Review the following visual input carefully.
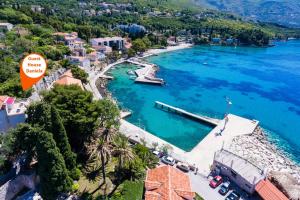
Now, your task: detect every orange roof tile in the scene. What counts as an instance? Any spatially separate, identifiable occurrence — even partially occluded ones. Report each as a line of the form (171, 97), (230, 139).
(145, 165), (195, 200)
(255, 180), (288, 200)
(55, 70), (84, 89)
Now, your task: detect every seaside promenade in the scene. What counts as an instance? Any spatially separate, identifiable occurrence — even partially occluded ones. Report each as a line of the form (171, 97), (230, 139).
(86, 59), (125, 100)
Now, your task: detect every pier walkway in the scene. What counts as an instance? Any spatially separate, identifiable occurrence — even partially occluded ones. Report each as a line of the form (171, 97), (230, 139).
(155, 101), (220, 126)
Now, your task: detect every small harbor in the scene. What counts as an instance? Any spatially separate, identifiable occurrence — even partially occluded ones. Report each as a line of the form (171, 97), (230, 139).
(126, 59), (165, 85)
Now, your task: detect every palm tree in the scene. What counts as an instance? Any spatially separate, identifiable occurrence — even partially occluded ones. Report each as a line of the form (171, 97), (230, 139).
(113, 134), (135, 170)
(86, 126), (118, 181)
(87, 137), (112, 184)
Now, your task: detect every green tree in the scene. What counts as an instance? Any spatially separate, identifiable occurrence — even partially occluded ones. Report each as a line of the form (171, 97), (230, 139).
(26, 102), (77, 170)
(142, 37), (151, 48)
(71, 66), (88, 83)
(132, 38), (147, 52)
(87, 137), (112, 185)
(36, 131), (72, 200)
(123, 157), (145, 181)
(8, 124), (72, 199)
(50, 106), (76, 170)
(133, 144), (159, 169)
(42, 85), (100, 152)
(114, 134), (135, 170)
(127, 48), (136, 58)
(97, 98), (120, 131)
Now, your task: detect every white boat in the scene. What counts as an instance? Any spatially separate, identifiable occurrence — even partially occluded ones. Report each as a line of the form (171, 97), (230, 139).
(129, 75), (136, 80)
(127, 70), (135, 75)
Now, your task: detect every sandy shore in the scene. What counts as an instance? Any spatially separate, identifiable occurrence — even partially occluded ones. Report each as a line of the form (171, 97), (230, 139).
(145, 43), (193, 56)
(227, 127), (300, 182)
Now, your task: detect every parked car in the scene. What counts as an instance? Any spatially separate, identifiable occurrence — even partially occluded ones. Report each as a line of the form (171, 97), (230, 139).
(176, 162), (189, 172)
(218, 181), (230, 195)
(152, 150), (166, 158)
(161, 156), (176, 166)
(225, 191), (240, 200)
(152, 150), (160, 157)
(209, 175), (223, 188)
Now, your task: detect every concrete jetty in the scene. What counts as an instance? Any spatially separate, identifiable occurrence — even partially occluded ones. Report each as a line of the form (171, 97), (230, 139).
(126, 59), (164, 85)
(155, 101), (220, 126)
(120, 110), (132, 118)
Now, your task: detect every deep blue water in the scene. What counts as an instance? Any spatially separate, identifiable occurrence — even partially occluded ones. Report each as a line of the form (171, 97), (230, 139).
(107, 41), (300, 162)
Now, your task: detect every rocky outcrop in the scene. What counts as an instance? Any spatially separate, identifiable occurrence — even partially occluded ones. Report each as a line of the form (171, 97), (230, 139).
(227, 127), (300, 182)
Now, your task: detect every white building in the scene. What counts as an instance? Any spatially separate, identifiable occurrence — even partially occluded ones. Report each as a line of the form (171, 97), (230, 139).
(69, 56), (91, 69)
(90, 37), (125, 50)
(0, 96), (28, 133)
(212, 149), (267, 194)
(0, 23), (13, 31)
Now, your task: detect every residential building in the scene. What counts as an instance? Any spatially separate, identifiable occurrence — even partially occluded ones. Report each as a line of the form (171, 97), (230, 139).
(54, 70), (84, 89)
(167, 36), (178, 46)
(87, 51), (106, 62)
(255, 179), (289, 200)
(53, 32), (87, 57)
(144, 165), (195, 200)
(93, 45), (112, 55)
(0, 23), (13, 31)
(68, 56), (90, 69)
(35, 68), (66, 92)
(69, 39), (86, 57)
(90, 37), (125, 50)
(31, 5), (43, 12)
(212, 149), (267, 194)
(0, 96), (28, 133)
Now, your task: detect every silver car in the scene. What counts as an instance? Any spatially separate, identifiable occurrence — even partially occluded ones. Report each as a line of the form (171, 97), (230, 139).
(161, 156), (176, 166)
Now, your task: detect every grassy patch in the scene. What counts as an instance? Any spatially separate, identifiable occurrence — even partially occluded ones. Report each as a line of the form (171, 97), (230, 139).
(77, 159), (118, 198)
(111, 180), (144, 200)
(195, 193), (205, 200)
(78, 174), (114, 198)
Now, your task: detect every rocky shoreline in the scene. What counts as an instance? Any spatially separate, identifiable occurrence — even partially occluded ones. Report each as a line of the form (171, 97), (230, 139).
(95, 77), (109, 98)
(227, 126), (300, 182)
(227, 127), (300, 198)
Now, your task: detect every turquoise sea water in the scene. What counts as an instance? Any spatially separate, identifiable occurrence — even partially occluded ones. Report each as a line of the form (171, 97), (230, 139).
(107, 41), (300, 162)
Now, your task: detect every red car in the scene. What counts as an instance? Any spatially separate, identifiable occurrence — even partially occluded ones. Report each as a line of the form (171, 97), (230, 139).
(209, 176), (223, 188)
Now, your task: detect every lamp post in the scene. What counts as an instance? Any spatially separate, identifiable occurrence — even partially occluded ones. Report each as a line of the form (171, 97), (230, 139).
(223, 97), (232, 130)
(225, 97), (232, 117)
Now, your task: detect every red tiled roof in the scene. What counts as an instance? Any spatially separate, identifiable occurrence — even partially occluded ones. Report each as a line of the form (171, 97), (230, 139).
(255, 179), (288, 200)
(55, 70), (84, 89)
(145, 165), (195, 200)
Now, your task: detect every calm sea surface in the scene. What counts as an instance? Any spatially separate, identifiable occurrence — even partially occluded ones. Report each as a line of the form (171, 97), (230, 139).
(107, 41), (300, 162)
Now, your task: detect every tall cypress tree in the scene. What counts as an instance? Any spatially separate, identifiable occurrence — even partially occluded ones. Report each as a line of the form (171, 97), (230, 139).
(36, 131), (72, 200)
(11, 125), (72, 199)
(27, 102), (76, 170)
(50, 106), (76, 170)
